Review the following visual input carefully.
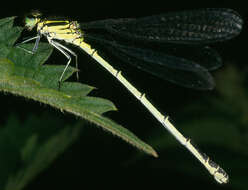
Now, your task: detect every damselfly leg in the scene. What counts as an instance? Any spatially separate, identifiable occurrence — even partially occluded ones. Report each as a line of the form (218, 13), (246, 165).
(16, 35), (79, 88)
(15, 35), (40, 54)
(47, 38), (79, 87)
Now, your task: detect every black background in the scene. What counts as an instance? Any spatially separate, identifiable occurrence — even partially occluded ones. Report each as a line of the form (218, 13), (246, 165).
(0, 1), (247, 189)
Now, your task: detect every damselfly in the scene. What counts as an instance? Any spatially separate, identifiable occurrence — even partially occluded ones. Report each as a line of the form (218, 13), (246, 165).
(17, 8), (243, 183)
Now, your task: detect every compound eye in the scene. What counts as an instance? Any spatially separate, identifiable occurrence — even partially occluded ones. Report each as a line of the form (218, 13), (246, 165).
(24, 10), (42, 30)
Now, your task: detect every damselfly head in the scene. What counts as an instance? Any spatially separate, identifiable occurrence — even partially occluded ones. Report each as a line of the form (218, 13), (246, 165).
(24, 10), (42, 30)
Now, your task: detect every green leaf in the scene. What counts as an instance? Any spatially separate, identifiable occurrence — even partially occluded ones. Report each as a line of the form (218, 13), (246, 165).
(0, 16), (22, 46)
(0, 114), (84, 190)
(0, 15), (157, 178)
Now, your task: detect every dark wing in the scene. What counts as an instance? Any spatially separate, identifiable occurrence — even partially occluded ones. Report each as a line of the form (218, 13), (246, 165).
(84, 35), (216, 90)
(167, 46), (222, 71)
(81, 8), (243, 44)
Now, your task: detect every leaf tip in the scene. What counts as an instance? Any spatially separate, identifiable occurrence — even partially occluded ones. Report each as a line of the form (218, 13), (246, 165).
(153, 151), (159, 158)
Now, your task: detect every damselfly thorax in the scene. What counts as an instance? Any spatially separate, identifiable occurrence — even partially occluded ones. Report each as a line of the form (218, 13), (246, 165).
(37, 20), (82, 43)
